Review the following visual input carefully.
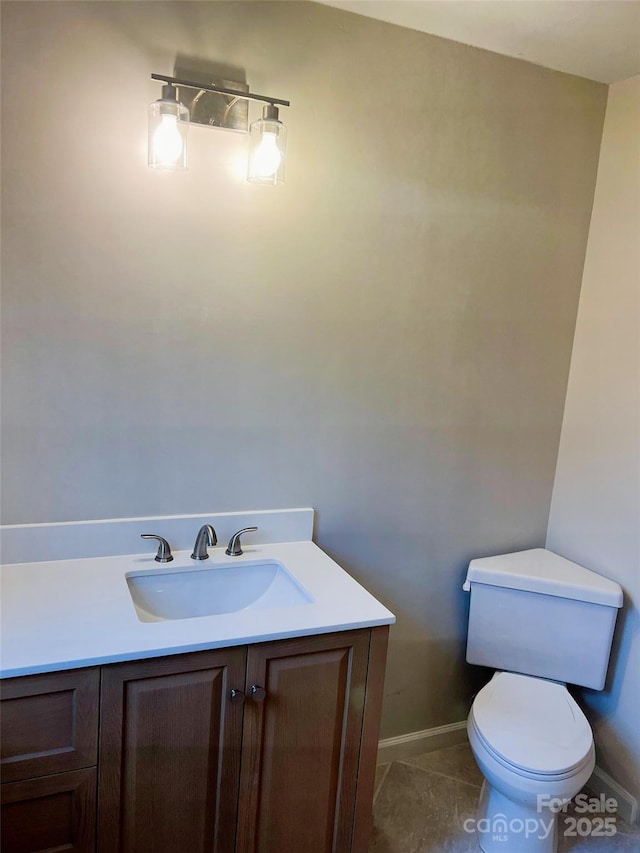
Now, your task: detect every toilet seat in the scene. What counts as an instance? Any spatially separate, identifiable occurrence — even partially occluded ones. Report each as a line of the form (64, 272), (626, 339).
(471, 672), (593, 778)
(469, 712), (594, 783)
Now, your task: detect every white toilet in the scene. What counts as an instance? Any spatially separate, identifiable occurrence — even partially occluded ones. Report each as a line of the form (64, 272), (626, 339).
(463, 548), (623, 853)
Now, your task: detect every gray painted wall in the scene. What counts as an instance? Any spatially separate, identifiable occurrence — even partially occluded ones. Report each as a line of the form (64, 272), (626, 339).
(1, 1), (606, 737)
(547, 76), (640, 801)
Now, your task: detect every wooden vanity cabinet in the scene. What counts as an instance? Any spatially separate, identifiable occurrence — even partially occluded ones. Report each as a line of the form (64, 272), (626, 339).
(1, 626), (388, 853)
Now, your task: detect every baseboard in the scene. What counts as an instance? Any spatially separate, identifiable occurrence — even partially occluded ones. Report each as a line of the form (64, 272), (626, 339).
(588, 765), (638, 826)
(377, 720), (468, 765)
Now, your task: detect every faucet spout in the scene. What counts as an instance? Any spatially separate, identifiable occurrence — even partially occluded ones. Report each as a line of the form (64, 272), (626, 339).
(191, 524), (217, 561)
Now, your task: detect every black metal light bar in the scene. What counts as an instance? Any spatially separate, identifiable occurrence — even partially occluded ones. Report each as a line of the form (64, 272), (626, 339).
(151, 73), (290, 107)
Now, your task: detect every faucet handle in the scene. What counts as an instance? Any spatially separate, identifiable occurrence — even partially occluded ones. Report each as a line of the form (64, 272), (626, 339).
(141, 534), (173, 563)
(225, 527), (258, 557)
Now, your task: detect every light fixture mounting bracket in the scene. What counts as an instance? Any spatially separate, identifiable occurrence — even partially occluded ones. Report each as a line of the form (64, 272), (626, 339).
(151, 73), (290, 106)
(151, 73), (290, 133)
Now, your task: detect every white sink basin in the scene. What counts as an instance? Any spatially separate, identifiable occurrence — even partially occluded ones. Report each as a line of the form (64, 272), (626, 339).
(126, 560), (314, 622)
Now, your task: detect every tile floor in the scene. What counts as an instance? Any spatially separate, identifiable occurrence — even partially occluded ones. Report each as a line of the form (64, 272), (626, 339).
(370, 742), (640, 852)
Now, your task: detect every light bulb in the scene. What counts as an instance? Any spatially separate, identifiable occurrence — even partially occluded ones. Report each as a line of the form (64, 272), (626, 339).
(148, 84), (189, 171)
(247, 105), (287, 185)
(153, 114), (184, 165)
(251, 131), (282, 179)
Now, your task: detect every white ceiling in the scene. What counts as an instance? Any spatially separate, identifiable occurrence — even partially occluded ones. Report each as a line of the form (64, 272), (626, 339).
(317, 1), (640, 83)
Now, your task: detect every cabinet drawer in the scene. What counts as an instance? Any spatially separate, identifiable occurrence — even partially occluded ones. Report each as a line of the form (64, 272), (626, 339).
(1, 767), (96, 853)
(1, 668), (99, 783)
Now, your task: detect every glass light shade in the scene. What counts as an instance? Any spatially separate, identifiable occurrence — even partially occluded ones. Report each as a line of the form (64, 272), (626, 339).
(148, 87), (189, 170)
(247, 106), (287, 185)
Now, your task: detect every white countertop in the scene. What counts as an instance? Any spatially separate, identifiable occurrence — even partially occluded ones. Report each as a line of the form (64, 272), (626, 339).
(0, 540), (395, 677)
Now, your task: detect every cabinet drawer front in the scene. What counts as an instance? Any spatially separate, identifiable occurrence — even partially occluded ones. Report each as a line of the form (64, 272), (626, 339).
(0, 669), (99, 783)
(238, 629), (371, 853)
(98, 647), (246, 853)
(1, 767), (97, 853)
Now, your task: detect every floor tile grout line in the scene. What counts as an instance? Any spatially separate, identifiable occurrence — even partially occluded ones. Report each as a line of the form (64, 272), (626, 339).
(395, 758), (483, 790)
(373, 762), (392, 803)
(614, 826), (640, 838)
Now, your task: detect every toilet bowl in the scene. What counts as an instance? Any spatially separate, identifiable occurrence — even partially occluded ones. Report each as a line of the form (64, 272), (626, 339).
(467, 672), (595, 853)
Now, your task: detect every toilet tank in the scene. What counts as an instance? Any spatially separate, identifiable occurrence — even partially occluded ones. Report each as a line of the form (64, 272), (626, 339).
(463, 548), (623, 690)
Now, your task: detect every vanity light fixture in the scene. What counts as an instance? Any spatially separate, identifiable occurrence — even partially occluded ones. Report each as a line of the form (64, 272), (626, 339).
(148, 73), (290, 183)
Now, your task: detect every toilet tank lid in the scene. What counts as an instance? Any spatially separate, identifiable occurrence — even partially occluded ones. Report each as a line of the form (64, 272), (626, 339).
(463, 548), (623, 607)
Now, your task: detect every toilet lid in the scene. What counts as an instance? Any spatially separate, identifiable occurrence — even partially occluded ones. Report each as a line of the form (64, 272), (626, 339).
(473, 672), (593, 775)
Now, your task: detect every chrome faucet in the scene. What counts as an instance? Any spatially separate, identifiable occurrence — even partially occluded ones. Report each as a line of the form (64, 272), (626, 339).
(191, 524), (217, 561)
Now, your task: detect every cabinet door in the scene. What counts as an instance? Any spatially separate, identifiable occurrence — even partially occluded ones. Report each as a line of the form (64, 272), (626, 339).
(0, 668), (99, 783)
(1, 767), (96, 853)
(98, 648), (246, 853)
(236, 629), (371, 853)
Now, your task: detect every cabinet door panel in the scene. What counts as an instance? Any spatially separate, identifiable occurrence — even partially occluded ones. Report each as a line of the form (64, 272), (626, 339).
(1, 767), (96, 853)
(237, 630), (371, 853)
(98, 648), (246, 853)
(0, 668), (99, 783)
